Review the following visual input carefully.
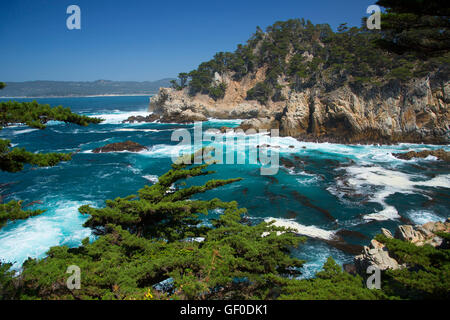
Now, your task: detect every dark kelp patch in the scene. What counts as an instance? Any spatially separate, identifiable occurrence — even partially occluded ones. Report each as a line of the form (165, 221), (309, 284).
(291, 190), (336, 222)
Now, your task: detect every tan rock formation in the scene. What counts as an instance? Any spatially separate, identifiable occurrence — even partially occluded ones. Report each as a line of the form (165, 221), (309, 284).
(149, 72), (449, 144)
(353, 219), (449, 276)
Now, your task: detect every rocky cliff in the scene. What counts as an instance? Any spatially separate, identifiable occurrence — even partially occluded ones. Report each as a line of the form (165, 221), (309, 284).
(150, 73), (449, 144)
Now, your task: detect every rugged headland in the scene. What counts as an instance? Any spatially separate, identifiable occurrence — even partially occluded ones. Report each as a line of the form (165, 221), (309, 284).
(146, 20), (449, 144)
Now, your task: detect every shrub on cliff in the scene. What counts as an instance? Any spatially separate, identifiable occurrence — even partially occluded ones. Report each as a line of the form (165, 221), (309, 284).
(171, 0), (448, 103)
(375, 0), (450, 57)
(375, 234), (450, 299)
(246, 82), (273, 105)
(267, 257), (386, 300)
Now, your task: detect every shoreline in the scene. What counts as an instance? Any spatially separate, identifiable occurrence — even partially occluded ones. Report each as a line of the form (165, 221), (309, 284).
(121, 114), (450, 147)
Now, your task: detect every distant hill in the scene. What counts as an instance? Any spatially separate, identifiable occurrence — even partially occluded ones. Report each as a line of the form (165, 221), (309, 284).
(0, 79), (175, 97)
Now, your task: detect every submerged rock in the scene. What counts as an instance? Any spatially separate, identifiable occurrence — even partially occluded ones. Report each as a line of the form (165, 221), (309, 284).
(122, 114), (160, 123)
(392, 149), (450, 162)
(219, 126), (232, 133)
(290, 190), (336, 222)
(92, 141), (148, 153)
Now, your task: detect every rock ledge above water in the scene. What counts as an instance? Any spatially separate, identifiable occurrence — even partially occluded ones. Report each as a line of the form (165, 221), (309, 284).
(92, 141), (148, 153)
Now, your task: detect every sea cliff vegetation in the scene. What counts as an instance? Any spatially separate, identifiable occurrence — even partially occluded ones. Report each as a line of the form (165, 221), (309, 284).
(170, 0), (449, 105)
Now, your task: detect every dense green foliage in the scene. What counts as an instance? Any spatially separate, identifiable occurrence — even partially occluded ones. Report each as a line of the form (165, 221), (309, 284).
(1, 0), (448, 299)
(376, 0), (450, 57)
(269, 257), (386, 300)
(170, 4), (448, 104)
(246, 82), (273, 105)
(1, 160), (309, 300)
(0, 100), (102, 173)
(0, 138), (73, 173)
(0, 200), (44, 230)
(0, 262), (15, 300)
(375, 234), (450, 299)
(0, 100), (102, 130)
(79, 160), (243, 241)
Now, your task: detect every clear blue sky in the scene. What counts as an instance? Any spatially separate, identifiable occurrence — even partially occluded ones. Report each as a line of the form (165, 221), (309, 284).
(0, 0), (376, 82)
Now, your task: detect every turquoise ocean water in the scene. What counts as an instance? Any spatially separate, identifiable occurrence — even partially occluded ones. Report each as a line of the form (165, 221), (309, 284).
(0, 95), (449, 278)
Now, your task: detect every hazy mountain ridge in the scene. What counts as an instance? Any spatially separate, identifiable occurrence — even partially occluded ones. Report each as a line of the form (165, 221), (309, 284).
(0, 79), (175, 97)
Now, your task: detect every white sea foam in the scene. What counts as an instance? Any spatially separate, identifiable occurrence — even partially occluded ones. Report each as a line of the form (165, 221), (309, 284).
(11, 128), (39, 135)
(0, 200), (93, 269)
(264, 218), (336, 240)
(143, 175), (159, 184)
(296, 176), (320, 186)
(127, 165), (142, 175)
(139, 143), (197, 158)
(91, 111), (152, 125)
(407, 210), (446, 225)
(416, 174), (450, 188)
(363, 205), (400, 221)
(342, 166), (450, 221)
(115, 128), (160, 132)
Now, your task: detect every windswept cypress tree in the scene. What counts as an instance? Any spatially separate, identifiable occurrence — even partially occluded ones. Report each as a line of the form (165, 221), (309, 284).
(79, 154), (243, 241)
(3, 156), (306, 300)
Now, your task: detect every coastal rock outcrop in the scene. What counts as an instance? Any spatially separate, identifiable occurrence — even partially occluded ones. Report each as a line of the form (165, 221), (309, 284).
(92, 141), (148, 153)
(392, 149), (450, 162)
(353, 219), (450, 275)
(122, 114), (160, 123)
(150, 76), (449, 144)
(354, 239), (400, 274)
(237, 117), (279, 132)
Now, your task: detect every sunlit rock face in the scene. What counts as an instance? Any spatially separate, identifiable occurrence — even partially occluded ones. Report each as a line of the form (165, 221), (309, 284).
(150, 72), (449, 144)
